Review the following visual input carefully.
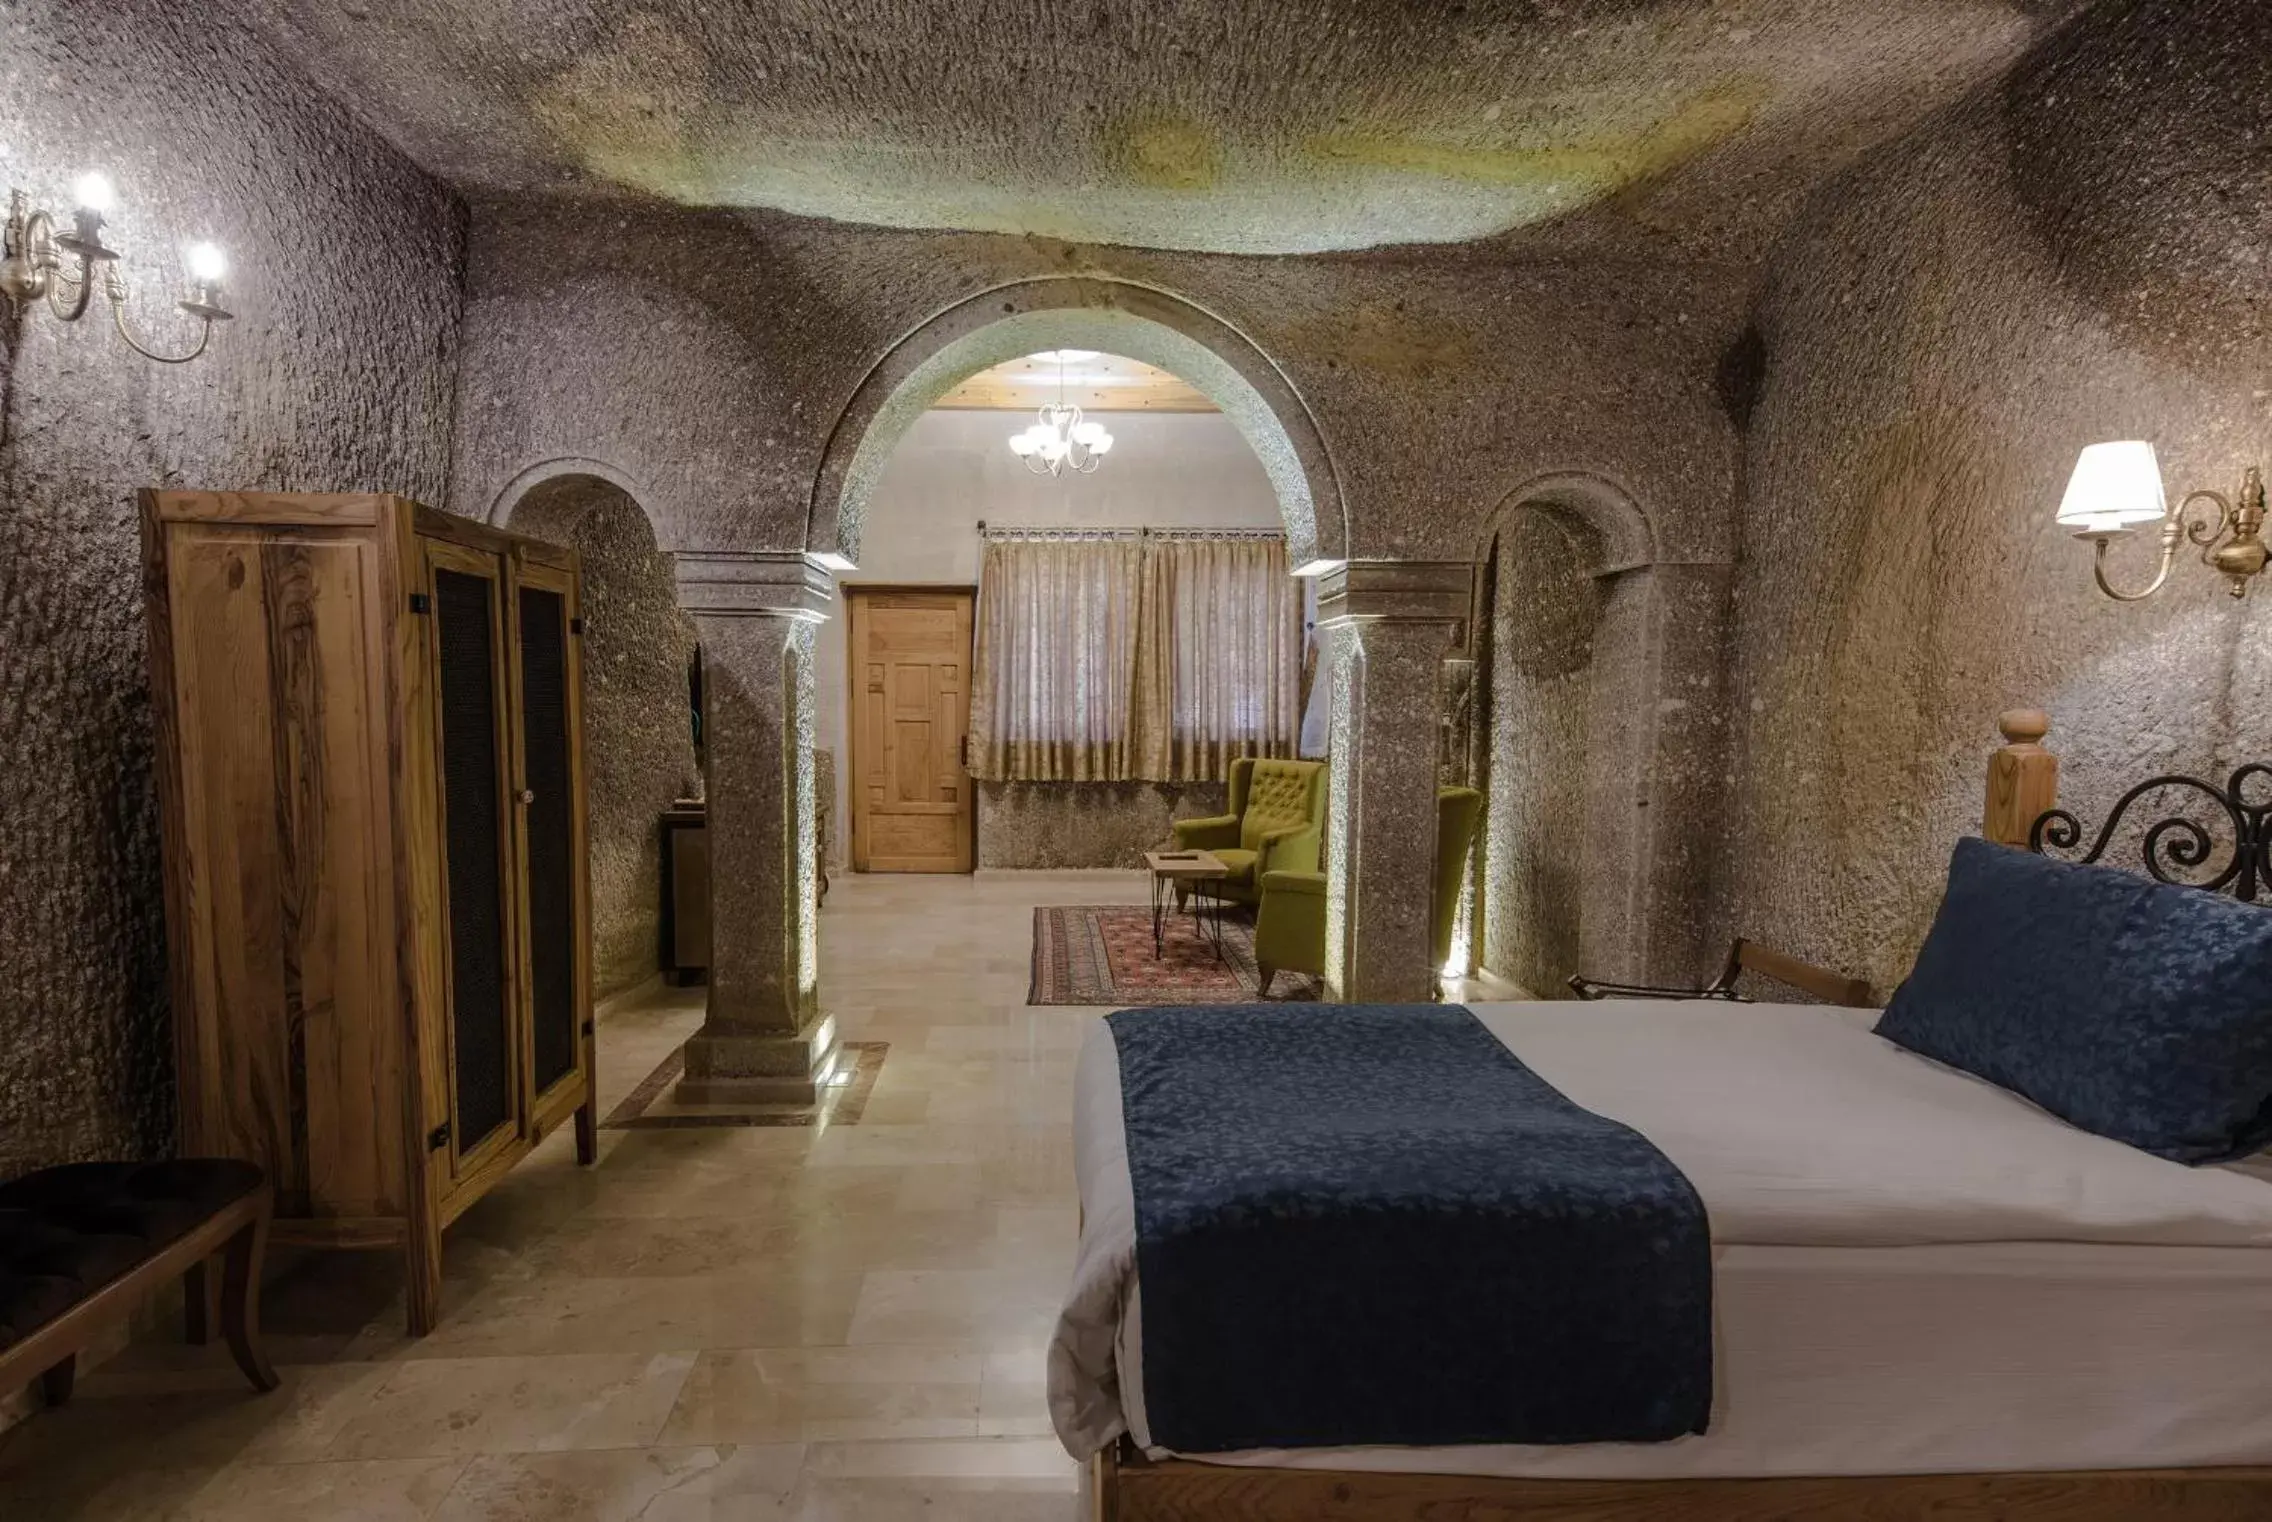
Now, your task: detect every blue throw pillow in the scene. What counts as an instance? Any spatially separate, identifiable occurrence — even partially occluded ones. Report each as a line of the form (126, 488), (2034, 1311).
(1876, 836), (2272, 1165)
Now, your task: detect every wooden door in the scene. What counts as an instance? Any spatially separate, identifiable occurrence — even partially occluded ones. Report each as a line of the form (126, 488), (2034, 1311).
(505, 552), (594, 1141)
(412, 535), (527, 1200)
(848, 587), (975, 873)
(141, 492), (411, 1232)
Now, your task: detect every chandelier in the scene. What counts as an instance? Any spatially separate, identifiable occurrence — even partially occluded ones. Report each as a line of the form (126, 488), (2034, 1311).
(1007, 352), (1114, 476)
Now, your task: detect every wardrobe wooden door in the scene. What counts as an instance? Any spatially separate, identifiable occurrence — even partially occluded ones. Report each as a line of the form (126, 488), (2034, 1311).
(506, 552), (593, 1139)
(848, 586), (975, 873)
(414, 535), (525, 1195)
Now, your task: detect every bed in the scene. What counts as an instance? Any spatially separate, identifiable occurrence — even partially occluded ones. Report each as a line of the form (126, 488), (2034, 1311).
(1050, 713), (2272, 1519)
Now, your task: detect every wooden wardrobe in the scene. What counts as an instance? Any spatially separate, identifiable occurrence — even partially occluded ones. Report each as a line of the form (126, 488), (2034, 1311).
(141, 491), (597, 1333)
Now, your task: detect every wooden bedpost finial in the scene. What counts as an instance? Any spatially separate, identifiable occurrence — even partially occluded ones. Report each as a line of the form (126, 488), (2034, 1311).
(1984, 708), (2058, 847)
(1997, 708), (2050, 746)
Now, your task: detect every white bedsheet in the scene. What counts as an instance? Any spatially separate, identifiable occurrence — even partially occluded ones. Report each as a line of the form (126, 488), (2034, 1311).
(1048, 999), (2272, 1477)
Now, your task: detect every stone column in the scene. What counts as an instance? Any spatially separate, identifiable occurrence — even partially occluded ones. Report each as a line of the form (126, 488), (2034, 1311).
(673, 552), (836, 1104)
(1564, 560), (1733, 988)
(1316, 562), (1473, 1003)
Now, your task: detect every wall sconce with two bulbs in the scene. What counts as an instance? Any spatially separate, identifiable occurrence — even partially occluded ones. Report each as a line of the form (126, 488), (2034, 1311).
(2058, 441), (2266, 601)
(1, 172), (233, 364)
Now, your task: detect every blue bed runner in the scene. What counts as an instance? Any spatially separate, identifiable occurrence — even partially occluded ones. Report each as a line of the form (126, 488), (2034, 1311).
(1107, 1003), (1712, 1453)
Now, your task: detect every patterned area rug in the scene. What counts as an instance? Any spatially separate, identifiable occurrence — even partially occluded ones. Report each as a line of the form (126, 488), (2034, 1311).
(1029, 904), (1322, 1005)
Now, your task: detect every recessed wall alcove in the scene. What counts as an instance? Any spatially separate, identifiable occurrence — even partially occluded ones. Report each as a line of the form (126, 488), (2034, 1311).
(496, 464), (698, 998)
(1468, 471), (1726, 993)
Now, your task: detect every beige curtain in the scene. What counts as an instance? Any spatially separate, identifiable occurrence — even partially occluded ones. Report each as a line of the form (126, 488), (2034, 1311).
(967, 536), (1143, 781)
(1135, 535), (1303, 780)
(970, 532), (1299, 783)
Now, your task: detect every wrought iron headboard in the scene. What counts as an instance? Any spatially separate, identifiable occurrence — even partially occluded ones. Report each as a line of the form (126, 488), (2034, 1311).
(2028, 765), (2272, 902)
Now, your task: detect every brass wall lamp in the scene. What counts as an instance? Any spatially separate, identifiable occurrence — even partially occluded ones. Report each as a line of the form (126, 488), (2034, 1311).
(1, 172), (233, 364)
(2057, 441), (2266, 601)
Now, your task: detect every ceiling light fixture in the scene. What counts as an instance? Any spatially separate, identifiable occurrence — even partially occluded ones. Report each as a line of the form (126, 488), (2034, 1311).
(2057, 441), (2266, 600)
(1007, 351), (1113, 477)
(0, 173), (234, 364)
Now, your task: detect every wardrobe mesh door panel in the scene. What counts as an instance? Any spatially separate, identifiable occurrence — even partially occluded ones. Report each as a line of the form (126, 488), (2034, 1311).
(518, 585), (579, 1097)
(434, 568), (514, 1152)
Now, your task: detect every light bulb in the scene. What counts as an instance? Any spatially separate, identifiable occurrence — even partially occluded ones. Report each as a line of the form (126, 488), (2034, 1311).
(1008, 431), (1039, 457)
(185, 242), (227, 283)
(73, 172), (115, 214)
(1090, 433), (1114, 455)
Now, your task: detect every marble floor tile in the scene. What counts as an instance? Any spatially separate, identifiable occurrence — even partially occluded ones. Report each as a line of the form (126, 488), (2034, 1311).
(0, 1361), (399, 1472)
(978, 1349), (1058, 1438)
(845, 1267), (1070, 1346)
(428, 1444), (803, 1522)
(351, 1274), (861, 1361)
(324, 1353), (698, 1458)
(177, 1457), (471, 1522)
(801, 1434), (1080, 1482)
(659, 1345), (983, 1443)
(1, 872), (1132, 1515)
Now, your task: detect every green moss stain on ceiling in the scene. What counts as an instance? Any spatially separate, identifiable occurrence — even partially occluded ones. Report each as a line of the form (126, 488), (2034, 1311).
(1307, 79), (1769, 193)
(1115, 116), (1225, 193)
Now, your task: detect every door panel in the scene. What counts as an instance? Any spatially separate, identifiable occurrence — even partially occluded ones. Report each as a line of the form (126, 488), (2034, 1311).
(849, 588), (974, 873)
(510, 563), (586, 1110)
(417, 537), (524, 1184)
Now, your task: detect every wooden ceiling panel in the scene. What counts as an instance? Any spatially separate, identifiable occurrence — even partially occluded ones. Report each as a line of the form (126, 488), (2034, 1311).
(934, 352), (1217, 413)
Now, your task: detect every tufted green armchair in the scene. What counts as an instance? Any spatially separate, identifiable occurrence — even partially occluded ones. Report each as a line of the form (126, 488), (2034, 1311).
(1170, 757), (1327, 910)
(1254, 786), (1482, 997)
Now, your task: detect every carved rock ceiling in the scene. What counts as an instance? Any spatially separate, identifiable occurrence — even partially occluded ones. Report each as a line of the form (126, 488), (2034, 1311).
(230, 0), (2081, 255)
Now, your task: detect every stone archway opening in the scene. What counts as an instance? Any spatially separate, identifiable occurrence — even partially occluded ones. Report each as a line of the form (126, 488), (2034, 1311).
(806, 278), (1348, 574)
(501, 469), (700, 1001)
(806, 283), (1347, 883)
(1467, 473), (1676, 994)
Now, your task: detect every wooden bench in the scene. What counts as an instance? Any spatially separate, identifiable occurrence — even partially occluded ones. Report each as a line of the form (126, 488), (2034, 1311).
(0, 1159), (279, 1406)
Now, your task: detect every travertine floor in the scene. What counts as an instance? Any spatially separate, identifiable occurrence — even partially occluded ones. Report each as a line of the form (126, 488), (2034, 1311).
(0, 870), (1153, 1521)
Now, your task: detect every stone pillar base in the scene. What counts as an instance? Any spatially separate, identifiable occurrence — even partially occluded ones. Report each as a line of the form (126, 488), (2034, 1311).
(675, 1021), (839, 1108)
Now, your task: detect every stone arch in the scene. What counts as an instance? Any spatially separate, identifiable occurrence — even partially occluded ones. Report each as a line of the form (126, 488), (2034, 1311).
(807, 277), (1348, 569)
(1472, 470), (1658, 580)
(497, 467), (701, 1001)
(1466, 469), (1712, 991)
(488, 456), (658, 535)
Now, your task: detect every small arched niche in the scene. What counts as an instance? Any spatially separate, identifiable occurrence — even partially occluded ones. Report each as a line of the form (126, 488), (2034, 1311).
(500, 468), (700, 998)
(1469, 473), (1665, 995)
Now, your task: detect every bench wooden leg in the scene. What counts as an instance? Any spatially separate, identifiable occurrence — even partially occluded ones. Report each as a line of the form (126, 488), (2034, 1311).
(219, 1215), (280, 1392)
(39, 1355), (75, 1407)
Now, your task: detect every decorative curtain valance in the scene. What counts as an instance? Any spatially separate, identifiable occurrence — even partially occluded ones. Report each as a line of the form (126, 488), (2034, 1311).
(969, 529), (1300, 784)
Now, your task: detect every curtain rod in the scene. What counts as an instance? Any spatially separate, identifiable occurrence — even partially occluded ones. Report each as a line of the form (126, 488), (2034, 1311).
(975, 522), (1285, 541)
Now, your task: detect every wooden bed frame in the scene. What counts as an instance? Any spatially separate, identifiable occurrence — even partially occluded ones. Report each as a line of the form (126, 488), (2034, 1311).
(1084, 706), (2272, 1520)
(1093, 1441), (2272, 1521)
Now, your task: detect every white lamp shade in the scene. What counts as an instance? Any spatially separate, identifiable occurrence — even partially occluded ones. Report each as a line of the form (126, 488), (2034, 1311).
(1008, 430), (1039, 457)
(1090, 432), (1114, 454)
(2057, 441), (2168, 532)
(184, 241), (228, 283)
(1071, 421), (1105, 446)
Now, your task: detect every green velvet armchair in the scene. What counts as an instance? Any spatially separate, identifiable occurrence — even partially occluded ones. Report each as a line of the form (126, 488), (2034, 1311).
(1254, 785), (1483, 997)
(1170, 757), (1328, 910)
